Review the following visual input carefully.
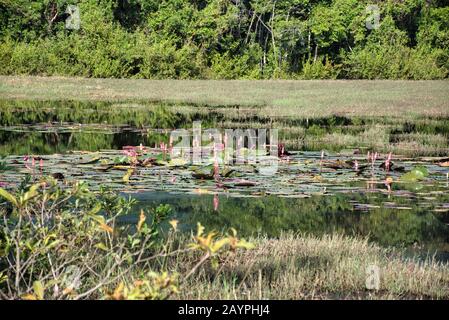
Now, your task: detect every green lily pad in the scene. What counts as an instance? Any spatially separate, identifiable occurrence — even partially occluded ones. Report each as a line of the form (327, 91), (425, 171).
(168, 158), (189, 167)
(400, 166), (429, 182)
(79, 155), (101, 164)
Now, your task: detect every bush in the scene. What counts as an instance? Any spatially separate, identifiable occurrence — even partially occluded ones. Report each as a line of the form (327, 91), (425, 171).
(0, 177), (253, 300)
(0, 39), (57, 76)
(139, 40), (206, 79)
(299, 57), (341, 80)
(342, 44), (448, 80)
(210, 46), (263, 79)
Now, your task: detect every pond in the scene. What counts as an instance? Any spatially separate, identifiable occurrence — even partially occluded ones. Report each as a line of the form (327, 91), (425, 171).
(0, 100), (448, 259)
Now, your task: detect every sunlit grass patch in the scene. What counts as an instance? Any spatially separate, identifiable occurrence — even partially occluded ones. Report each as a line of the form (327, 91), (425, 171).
(179, 234), (449, 300)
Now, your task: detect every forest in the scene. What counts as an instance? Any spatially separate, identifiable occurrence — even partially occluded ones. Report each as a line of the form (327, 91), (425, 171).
(0, 0), (448, 79)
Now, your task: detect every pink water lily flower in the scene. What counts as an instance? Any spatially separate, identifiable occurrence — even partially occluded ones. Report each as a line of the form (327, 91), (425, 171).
(122, 146), (138, 158)
(213, 160), (220, 181)
(23, 155), (35, 171)
(385, 152), (392, 172)
(213, 193), (219, 212)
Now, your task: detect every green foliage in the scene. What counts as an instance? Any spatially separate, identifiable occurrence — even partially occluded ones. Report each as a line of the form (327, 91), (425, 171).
(342, 43), (448, 79)
(0, 176), (253, 299)
(138, 40), (206, 79)
(300, 57), (340, 79)
(400, 165), (429, 182)
(0, 0), (448, 79)
(210, 46), (263, 79)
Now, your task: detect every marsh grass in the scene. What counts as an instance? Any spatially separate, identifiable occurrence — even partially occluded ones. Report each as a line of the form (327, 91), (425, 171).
(215, 119), (448, 156)
(1, 77), (449, 118)
(177, 234), (449, 300)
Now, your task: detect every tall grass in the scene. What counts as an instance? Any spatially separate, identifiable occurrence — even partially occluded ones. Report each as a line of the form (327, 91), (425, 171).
(178, 234), (449, 300)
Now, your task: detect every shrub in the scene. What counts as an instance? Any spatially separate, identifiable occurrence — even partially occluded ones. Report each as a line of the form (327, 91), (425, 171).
(342, 44), (448, 80)
(0, 0), (447, 79)
(0, 177), (253, 300)
(299, 57), (341, 80)
(139, 40), (205, 79)
(210, 46), (263, 80)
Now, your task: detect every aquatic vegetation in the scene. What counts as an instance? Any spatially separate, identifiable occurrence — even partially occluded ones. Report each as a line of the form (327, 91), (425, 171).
(400, 166), (430, 182)
(2, 145), (447, 251)
(2, 147), (447, 202)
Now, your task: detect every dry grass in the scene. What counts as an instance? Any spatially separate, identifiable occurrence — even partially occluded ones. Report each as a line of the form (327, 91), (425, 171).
(177, 234), (449, 300)
(1, 76), (448, 118)
(300, 126), (388, 151)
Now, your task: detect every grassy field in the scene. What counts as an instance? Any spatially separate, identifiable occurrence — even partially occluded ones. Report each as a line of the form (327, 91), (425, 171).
(1, 76), (449, 118)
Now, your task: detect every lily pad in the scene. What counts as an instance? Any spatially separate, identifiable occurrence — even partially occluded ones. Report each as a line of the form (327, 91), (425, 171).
(400, 166), (429, 182)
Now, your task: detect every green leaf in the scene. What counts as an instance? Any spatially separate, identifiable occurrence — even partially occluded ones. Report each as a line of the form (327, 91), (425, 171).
(0, 188), (18, 207)
(33, 281), (44, 300)
(95, 243), (109, 251)
(22, 183), (41, 203)
(400, 166), (429, 182)
(88, 203), (102, 216)
(46, 240), (61, 249)
(122, 168), (134, 183)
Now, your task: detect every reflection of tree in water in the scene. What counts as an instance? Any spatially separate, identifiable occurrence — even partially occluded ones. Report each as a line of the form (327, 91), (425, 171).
(140, 193), (449, 248)
(0, 131), (115, 156)
(69, 133), (114, 151)
(44, 132), (61, 146)
(0, 100), (184, 128)
(112, 131), (142, 149)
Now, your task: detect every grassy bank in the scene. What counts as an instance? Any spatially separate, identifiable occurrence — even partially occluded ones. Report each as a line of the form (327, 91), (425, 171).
(1, 76), (449, 118)
(178, 234), (449, 300)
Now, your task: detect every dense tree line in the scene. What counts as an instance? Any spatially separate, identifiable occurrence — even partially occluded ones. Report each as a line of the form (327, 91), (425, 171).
(0, 0), (448, 79)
